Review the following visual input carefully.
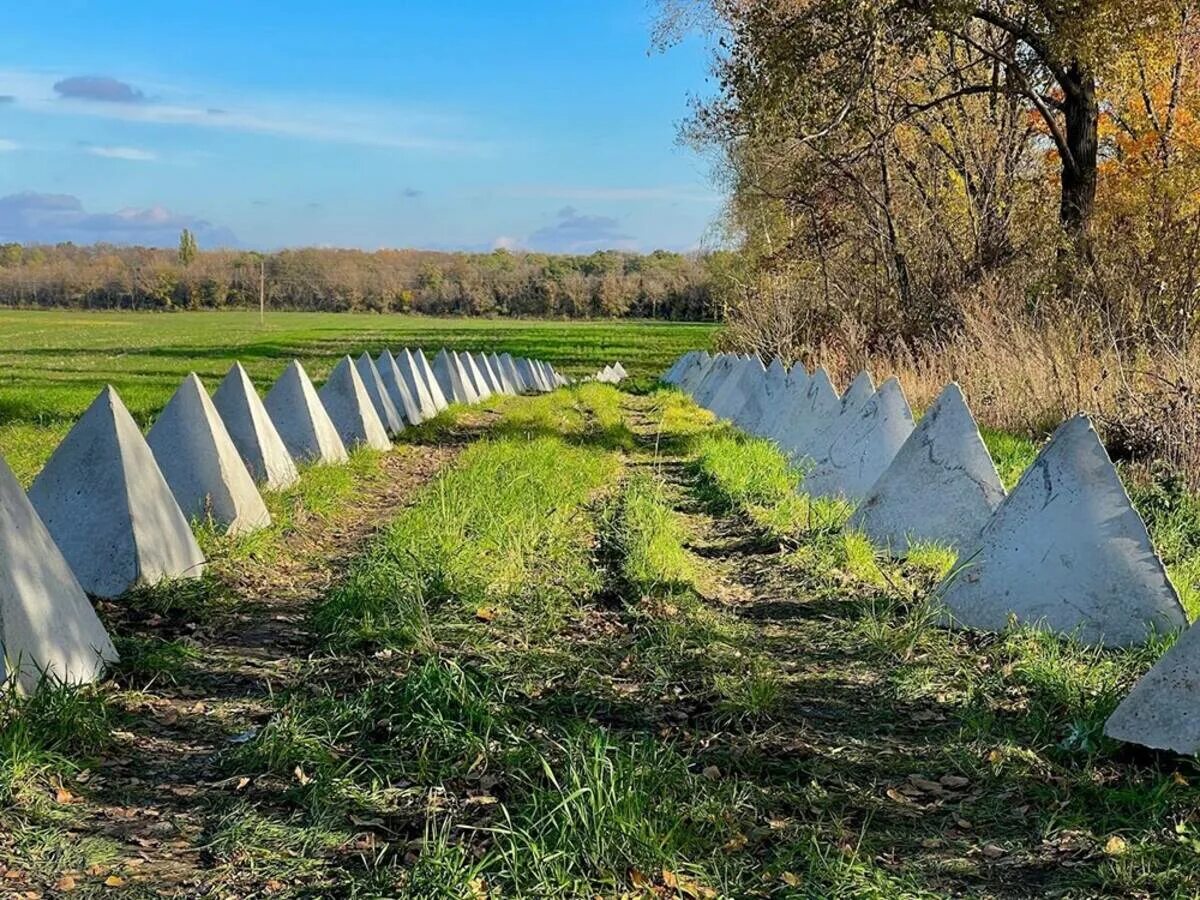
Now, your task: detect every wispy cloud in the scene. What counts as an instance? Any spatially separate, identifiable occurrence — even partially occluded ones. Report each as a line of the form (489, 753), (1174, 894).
(0, 68), (490, 155)
(523, 206), (637, 253)
(0, 139), (18, 152)
(496, 184), (719, 204)
(85, 145), (157, 161)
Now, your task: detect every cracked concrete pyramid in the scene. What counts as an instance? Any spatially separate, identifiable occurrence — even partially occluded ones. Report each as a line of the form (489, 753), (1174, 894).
(793, 370), (877, 462)
(378, 349), (427, 424)
(355, 353), (405, 436)
(849, 383), (1005, 555)
(432, 349), (478, 405)
(0, 452), (118, 693)
(1104, 621), (1200, 753)
(412, 349), (450, 411)
(212, 362), (299, 490)
(775, 368), (841, 459)
(735, 357), (787, 435)
(319, 356), (392, 451)
(264, 361), (350, 465)
(29, 386), (206, 598)
(148, 373), (272, 535)
(462, 352), (493, 399)
(802, 377), (915, 501)
(938, 414), (1187, 647)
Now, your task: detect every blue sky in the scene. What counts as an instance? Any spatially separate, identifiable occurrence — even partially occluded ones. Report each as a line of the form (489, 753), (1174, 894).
(0, 1), (721, 253)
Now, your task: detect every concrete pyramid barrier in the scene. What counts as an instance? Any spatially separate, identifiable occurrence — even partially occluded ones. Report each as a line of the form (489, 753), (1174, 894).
(775, 368), (841, 458)
(264, 361), (350, 465)
(762, 363), (811, 443)
(735, 357), (787, 435)
(462, 352), (493, 400)
(212, 362), (299, 490)
(481, 353), (509, 394)
(0, 452), (118, 693)
(613, 361), (628, 380)
(1104, 622), (1200, 753)
(433, 349), (478, 405)
(319, 356), (392, 451)
(355, 353), (405, 436)
(710, 356), (766, 421)
(378, 349), (427, 425)
(29, 386), (206, 598)
(663, 352), (691, 384)
(412, 349), (450, 412)
(488, 352), (517, 394)
(397, 349), (444, 416)
(801, 377), (915, 501)
(679, 352), (714, 393)
(532, 360), (553, 392)
(515, 358), (543, 393)
(938, 414), (1187, 647)
(792, 369), (875, 462)
(148, 373), (272, 535)
(849, 383), (1005, 555)
(694, 354), (738, 408)
(500, 353), (527, 393)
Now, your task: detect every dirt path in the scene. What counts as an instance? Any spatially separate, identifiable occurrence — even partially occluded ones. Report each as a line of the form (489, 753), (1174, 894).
(47, 420), (491, 895)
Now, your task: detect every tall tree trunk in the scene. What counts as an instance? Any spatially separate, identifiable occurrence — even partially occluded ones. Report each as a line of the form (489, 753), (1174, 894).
(1060, 65), (1099, 242)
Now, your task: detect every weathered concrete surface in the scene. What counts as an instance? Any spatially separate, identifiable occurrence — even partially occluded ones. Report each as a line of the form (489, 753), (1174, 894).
(395, 349), (440, 417)
(714, 357), (766, 421)
(735, 357), (787, 435)
(515, 358), (543, 393)
(355, 353), (405, 436)
(462, 352), (493, 399)
(849, 383), (1005, 555)
(432, 349), (477, 405)
(532, 360), (553, 392)
(319, 356), (392, 451)
(264, 361), (350, 465)
(1104, 621), (1200, 753)
(938, 414), (1187, 647)
(29, 386), (206, 598)
(694, 354), (738, 409)
(148, 373), (272, 535)
(613, 361), (628, 380)
(760, 364), (811, 444)
(679, 352), (714, 393)
(378, 349), (427, 424)
(212, 362), (300, 490)
(412, 349), (450, 411)
(791, 370), (876, 463)
(801, 377), (915, 501)
(0, 452), (118, 693)
(774, 368), (841, 460)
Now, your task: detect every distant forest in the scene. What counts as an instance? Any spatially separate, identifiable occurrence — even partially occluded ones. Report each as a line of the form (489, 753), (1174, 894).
(0, 242), (722, 320)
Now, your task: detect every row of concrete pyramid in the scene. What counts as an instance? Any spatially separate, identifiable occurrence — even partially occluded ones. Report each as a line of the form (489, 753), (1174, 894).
(589, 362), (629, 384)
(665, 350), (1200, 756)
(0, 347), (568, 695)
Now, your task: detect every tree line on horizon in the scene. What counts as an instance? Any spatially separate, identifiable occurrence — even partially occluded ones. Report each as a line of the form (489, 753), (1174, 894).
(0, 241), (721, 320)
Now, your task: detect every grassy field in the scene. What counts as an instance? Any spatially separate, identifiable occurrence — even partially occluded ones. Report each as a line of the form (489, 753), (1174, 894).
(3, 319), (1200, 896)
(0, 309), (715, 481)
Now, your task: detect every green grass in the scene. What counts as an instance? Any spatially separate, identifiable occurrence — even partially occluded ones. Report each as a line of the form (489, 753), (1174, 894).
(0, 309), (712, 482)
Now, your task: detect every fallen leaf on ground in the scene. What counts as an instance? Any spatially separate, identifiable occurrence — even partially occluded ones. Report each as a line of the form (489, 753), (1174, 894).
(701, 765), (721, 780)
(104, 875), (125, 887)
(294, 766), (311, 786)
(1104, 835), (1128, 856)
(54, 875), (76, 892)
(981, 843), (1006, 859)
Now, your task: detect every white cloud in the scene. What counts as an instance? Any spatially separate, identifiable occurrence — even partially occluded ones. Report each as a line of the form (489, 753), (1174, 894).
(0, 68), (491, 155)
(86, 145), (156, 161)
(0, 139), (18, 152)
